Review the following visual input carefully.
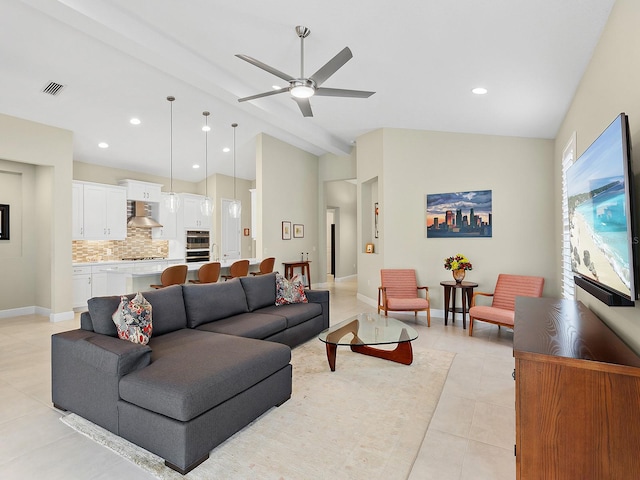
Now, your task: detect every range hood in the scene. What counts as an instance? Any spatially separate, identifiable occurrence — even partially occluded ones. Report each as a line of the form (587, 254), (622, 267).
(127, 201), (163, 229)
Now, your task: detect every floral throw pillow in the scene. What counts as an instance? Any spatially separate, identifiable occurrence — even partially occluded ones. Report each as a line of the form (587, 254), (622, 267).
(112, 292), (153, 345)
(275, 273), (308, 306)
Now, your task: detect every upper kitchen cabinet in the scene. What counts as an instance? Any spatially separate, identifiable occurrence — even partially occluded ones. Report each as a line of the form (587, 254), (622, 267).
(181, 193), (212, 230)
(152, 193), (178, 239)
(118, 179), (162, 202)
(72, 182), (84, 239)
(77, 181), (127, 240)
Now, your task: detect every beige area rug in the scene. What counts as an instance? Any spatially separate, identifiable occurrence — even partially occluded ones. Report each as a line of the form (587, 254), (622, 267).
(61, 340), (455, 480)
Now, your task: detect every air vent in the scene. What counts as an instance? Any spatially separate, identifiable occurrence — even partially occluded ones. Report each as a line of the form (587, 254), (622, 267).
(41, 81), (66, 96)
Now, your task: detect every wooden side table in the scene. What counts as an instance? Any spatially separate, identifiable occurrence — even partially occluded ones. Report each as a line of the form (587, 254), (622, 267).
(282, 260), (311, 288)
(440, 280), (478, 329)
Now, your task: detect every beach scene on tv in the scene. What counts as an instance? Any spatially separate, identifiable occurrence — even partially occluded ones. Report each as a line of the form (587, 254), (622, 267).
(567, 118), (632, 299)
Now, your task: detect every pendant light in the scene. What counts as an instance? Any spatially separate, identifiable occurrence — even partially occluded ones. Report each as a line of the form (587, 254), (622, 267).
(165, 96), (180, 213)
(228, 122), (242, 219)
(200, 111), (214, 216)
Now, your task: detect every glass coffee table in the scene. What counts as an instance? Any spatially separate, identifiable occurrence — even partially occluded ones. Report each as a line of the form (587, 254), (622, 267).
(318, 313), (419, 371)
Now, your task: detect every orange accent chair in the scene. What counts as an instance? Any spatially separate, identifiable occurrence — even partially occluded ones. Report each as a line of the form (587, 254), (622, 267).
(189, 262), (221, 284)
(377, 269), (431, 326)
(221, 259), (250, 281)
(250, 257), (276, 276)
(468, 274), (545, 336)
(150, 264), (188, 289)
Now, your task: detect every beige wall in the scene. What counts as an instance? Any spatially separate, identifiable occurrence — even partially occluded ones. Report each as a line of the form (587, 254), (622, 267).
(318, 150), (357, 281)
(554, 0), (640, 353)
(74, 161), (197, 194)
(357, 130), (385, 299)
(325, 180), (357, 279)
(0, 113), (73, 319)
(357, 127), (556, 313)
(257, 133), (319, 282)
(0, 161), (36, 310)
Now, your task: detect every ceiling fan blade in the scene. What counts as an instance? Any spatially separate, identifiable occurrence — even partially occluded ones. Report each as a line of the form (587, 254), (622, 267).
(238, 88), (288, 103)
(293, 97), (313, 117)
(315, 87), (375, 98)
(235, 54), (293, 82)
(309, 47), (353, 87)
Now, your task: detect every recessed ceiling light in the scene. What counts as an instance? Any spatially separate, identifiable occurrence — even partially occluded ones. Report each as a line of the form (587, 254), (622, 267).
(202, 125), (211, 132)
(130, 118), (141, 125)
(222, 147), (230, 153)
(472, 87), (488, 95)
(272, 85), (283, 90)
(98, 142), (109, 149)
(192, 164), (200, 169)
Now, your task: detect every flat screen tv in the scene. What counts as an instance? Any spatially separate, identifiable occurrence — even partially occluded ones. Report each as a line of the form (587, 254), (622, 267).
(567, 113), (638, 306)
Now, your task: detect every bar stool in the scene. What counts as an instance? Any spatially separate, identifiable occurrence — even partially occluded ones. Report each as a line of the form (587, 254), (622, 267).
(188, 262), (221, 284)
(150, 264), (188, 289)
(250, 257), (275, 276)
(221, 260), (250, 281)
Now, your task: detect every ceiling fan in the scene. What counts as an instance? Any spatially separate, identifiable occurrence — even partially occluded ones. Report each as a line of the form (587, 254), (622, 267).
(236, 26), (375, 117)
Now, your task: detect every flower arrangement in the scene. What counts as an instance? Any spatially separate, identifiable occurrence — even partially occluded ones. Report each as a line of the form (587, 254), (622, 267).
(444, 254), (473, 271)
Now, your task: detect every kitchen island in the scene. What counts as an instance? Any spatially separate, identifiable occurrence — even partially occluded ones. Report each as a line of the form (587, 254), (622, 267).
(73, 258), (260, 309)
(95, 258), (260, 294)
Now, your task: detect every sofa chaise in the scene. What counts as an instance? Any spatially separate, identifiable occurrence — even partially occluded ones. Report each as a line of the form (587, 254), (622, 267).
(51, 273), (329, 474)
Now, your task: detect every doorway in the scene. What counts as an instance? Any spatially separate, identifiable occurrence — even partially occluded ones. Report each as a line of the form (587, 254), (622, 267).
(326, 209), (335, 278)
(221, 198), (241, 261)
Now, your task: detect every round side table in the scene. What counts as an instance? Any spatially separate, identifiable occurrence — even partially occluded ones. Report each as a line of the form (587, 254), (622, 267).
(440, 280), (479, 330)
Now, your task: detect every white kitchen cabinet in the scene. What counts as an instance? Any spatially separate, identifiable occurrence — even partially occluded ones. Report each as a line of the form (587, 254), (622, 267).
(72, 265), (92, 309)
(152, 193), (178, 239)
(181, 194), (212, 230)
(82, 183), (127, 240)
(72, 182), (84, 239)
(118, 179), (162, 202)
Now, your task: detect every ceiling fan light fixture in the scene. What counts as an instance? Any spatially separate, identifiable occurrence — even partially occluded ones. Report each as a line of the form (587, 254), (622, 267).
(290, 79), (315, 99)
(291, 85), (315, 98)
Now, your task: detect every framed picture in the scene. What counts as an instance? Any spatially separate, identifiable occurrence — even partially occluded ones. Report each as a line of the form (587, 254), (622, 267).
(293, 224), (304, 238)
(425, 190), (492, 238)
(365, 242), (374, 253)
(282, 221), (291, 240)
(374, 202), (379, 238)
(0, 204), (9, 240)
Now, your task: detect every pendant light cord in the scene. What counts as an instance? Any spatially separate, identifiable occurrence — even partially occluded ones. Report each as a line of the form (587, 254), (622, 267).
(167, 96), (175, 193)
(203, 111), (209, 198)
(232, 123), (238, 200)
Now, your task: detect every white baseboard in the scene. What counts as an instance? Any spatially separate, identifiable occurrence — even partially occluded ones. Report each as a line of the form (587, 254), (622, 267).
(0, 306), (74, 322)
(334, 274), (357, 283)
(0, 306), (38, 319)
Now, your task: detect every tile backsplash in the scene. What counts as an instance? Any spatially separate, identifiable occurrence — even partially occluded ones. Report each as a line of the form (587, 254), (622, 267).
(73, 226), (169, 263)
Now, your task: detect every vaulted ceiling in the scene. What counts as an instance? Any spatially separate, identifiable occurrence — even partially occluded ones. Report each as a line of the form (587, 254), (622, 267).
(0, 0), (615, 182)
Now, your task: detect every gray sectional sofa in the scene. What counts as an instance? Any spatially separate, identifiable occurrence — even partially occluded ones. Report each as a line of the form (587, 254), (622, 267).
(51, 273), (329, 474)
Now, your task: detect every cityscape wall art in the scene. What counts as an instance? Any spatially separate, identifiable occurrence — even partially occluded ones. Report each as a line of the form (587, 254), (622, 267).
(425, 190), (492, 238)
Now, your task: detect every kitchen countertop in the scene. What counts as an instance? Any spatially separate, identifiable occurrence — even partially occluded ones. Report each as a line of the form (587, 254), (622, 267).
(78, 258), (260, 277)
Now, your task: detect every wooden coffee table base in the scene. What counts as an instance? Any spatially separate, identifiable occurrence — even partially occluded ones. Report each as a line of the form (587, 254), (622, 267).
(325, 339), (413, 372)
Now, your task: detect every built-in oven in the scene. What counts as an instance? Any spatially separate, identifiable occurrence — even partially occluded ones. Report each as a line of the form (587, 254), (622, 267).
(185, 230), (210, 263)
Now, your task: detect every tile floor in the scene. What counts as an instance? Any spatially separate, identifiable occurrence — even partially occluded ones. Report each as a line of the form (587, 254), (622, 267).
(0, 277), (515, 479)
